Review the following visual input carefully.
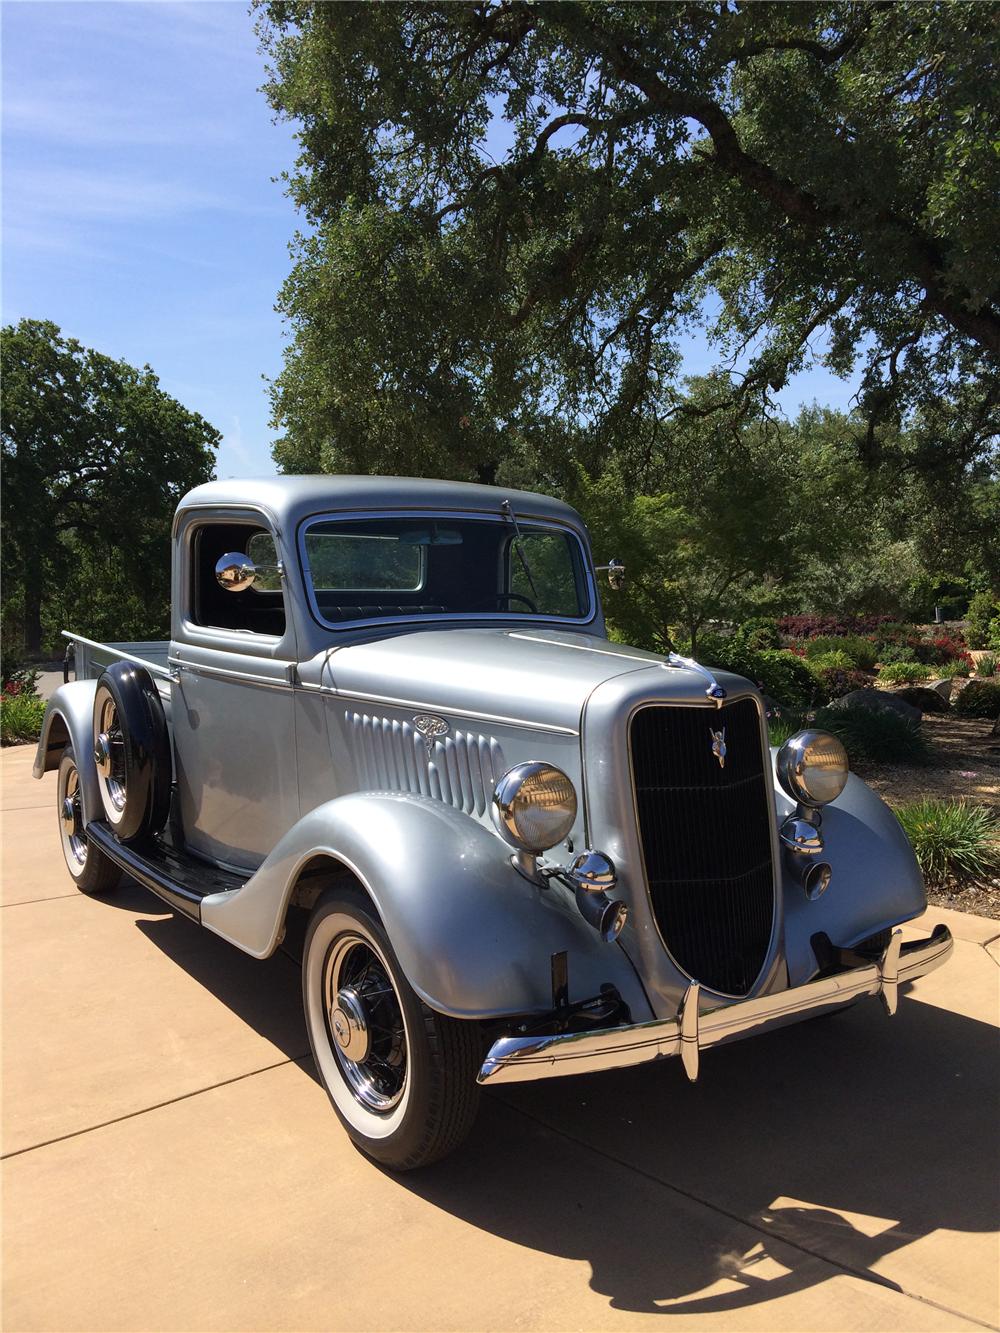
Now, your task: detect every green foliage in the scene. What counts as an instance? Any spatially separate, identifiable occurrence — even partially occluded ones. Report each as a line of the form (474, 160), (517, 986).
(965, 592), (1000, 649)
(876, 662), (934, 685)
(977, 654), (997, 678)
(813, 706), (931, 766)
(734, 617), (782, 652)
(940, 657), (972, 678)
(0, 694), (46, 746)
(808, 649), (854, 671)
(802, 634), (878, 670)
(895, 800), (1000, 884)
(1, 320), (218, 655)
(767, 713), (801, 747)
(258, 2), (1000, 484)
(810, 665), (871, 699)
(954, 680), (1000, 718)
(698, 641), (819, 708)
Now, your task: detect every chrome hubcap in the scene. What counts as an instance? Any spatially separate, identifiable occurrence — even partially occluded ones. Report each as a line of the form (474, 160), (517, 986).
(96, 698), (127, 813)
(324, 934), (407, 1114)
(59, 765), (87, 869)
(330, 986), (369, 1062)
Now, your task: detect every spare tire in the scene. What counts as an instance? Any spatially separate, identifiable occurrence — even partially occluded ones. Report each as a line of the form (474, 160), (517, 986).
(93, 661), (171, 843)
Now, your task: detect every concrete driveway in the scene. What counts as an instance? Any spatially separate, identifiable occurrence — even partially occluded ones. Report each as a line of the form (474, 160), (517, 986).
(3, 741), (998, 1332)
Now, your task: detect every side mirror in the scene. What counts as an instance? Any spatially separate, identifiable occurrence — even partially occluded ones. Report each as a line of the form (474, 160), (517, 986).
(596, 558), (626, 591)
(215, 553), (258, 592)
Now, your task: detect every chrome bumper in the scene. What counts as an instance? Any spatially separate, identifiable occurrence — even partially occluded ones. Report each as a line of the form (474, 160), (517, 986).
(478, 925), (953, 1086)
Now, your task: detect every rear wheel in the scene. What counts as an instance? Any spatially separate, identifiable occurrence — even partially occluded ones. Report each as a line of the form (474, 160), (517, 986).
(302, 889), (482, 1170)
(57, 748), (120, 894)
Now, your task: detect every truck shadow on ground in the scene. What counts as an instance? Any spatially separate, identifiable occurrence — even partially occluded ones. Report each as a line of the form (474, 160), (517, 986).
(127, 883), (997, 1318)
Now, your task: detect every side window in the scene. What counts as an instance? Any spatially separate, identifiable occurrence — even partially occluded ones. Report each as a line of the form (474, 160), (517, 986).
(189, 522), (286, 636)
(509, 532), (586, 617)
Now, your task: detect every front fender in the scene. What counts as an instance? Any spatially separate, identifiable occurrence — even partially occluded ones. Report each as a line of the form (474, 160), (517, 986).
(200, 793), (653, 1022)
(32, 682), (102, 824)
(777, 769), (927, 985)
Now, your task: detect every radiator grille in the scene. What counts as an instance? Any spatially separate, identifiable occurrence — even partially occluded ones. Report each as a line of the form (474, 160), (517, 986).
(630, 698), (775, 996)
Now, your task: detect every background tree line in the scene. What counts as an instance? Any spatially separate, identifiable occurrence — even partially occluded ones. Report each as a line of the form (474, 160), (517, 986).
(1, 320), (218, 660)
(255, 0), (998, 645)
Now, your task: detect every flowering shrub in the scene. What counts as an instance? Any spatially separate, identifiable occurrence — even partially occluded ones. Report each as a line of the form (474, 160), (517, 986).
(778, 614), (895, 639)
(811, 666), (871, 699)
(1, 665), (40, 698)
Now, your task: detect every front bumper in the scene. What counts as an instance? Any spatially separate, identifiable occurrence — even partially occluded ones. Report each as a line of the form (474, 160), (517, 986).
(478, 924), (953, 1086)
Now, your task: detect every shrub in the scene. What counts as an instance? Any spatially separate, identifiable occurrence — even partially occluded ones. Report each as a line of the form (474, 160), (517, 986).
(811, 665), (871, 699)
(965, 592), (1000, 649)
(778, 614), (895, 639)
(733, 617), (782, 651)
(878, 642), (918, 665)
(700, 642), (820, 707)
(919, 633), (969, 667)
(977, 653), (997, 678)
(876, 662), (935, 685)
(1, 663), (41, 697)
(808, 649), (854, 671)
(0, 694), (47, 745)
(813, 705), (931, 766)
(895, 800), (1000, 884)
(767, 713), (802, 747)
(940, 656), (973, 678)
(954, 680), (1000, 719)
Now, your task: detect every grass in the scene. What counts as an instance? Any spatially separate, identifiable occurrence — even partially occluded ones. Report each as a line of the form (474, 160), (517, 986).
(767, 714), (802, 747)
(895, 799), (1000, 885)
(813, 705), (932, 766)
(977, 653), (997, 678)
(876, 661), (935, 685)
(0, 693), (46, 745)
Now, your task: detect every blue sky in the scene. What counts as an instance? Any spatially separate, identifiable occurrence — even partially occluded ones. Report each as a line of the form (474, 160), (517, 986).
(2, 1), (861, 481)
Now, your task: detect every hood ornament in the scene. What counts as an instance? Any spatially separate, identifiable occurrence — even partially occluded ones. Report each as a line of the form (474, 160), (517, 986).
(665, 652), (727, 705)
(710, 726), (727, 769)
(413, 713), (450, 755)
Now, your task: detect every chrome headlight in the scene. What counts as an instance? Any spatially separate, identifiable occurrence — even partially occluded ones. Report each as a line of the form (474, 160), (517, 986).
(776, 730), (849, 807)
(491, 762), (577, 854)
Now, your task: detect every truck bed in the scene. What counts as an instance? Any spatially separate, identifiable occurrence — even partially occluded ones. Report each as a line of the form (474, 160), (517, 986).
(66, 634), (171, 691)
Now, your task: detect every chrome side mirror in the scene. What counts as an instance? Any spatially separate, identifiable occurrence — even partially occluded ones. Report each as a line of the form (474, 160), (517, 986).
(215, 553), (258, 592)
(596, 558), (626, 591)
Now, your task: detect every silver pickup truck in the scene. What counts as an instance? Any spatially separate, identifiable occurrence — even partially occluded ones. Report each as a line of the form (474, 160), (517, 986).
(35, 475), (952, 1169)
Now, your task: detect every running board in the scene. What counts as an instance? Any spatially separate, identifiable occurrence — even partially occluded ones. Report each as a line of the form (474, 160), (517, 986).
(86, 821), (249, 923)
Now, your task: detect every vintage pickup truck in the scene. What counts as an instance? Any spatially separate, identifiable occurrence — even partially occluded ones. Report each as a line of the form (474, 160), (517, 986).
(35, 476), (952, 1168)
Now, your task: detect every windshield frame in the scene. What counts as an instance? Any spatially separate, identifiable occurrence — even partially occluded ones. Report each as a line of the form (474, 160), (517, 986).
(296, 508), (597, 633)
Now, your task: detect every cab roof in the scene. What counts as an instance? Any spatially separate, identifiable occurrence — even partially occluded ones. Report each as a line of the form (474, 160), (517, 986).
(175, 475), (585, 535)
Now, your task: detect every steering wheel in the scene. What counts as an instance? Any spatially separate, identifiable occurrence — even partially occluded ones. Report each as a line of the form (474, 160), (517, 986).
(494, 592), (538, 614)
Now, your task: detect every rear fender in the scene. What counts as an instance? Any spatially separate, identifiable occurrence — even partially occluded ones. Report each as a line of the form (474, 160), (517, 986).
(32, 682), (102, 823)
(200, 792), (653, 1022)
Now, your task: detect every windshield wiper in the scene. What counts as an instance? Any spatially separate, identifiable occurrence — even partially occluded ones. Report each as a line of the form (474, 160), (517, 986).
(500, 499), (539, 604)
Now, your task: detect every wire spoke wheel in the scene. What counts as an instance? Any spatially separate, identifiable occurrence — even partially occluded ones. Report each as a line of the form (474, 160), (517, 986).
(324, 932), (408, 1114)
(58, 757), (88, 871)
(95, 695), (128, 815)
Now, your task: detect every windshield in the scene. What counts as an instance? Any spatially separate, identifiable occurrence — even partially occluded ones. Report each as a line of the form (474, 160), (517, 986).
(300, 513), (592, 628)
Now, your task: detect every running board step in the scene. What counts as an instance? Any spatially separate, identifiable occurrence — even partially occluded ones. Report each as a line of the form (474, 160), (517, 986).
(86, 821), (249, 923)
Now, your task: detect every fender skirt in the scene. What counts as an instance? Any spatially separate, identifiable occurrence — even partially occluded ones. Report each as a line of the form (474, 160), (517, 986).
(200, 793), (653, 1023)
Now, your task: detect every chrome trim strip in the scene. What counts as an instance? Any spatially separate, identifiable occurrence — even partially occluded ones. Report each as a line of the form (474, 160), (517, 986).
(63, 632), (172, 681)
(296, 508), (599, 635)
(168, 658), (293, 691)
(478, 925), (954, 1085)
(298, 683), (581, 735)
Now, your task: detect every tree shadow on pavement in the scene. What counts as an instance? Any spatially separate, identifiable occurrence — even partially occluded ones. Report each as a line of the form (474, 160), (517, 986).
(113, 880), (998, 1319)
(400, 997), (1000, 1318)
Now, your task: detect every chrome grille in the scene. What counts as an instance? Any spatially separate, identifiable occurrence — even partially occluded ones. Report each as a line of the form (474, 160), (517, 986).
(630, 698), (776, 996)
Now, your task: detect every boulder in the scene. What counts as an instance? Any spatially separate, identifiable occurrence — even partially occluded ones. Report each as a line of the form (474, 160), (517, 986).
(928, 677), (955, 702)
(826, 688), (922, 723)
(895, 686), (950, 714)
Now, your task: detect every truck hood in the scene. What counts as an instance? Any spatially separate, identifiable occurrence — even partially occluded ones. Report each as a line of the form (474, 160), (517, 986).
(322, 628), (741, 733)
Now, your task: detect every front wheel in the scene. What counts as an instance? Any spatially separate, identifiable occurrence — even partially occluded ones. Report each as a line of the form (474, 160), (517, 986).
(302, 889), (482, 1170)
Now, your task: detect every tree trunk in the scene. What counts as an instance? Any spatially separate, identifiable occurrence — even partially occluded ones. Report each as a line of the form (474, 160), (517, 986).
(23, 567), (43, 657)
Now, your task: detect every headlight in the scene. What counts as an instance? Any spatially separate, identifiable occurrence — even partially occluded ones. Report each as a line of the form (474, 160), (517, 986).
(776, 730), (849, 807)
(492, 762), (577, 854)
